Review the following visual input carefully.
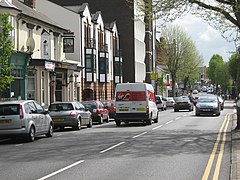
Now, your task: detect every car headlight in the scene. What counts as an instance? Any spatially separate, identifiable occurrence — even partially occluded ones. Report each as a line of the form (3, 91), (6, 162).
(196, 104), (200, 108)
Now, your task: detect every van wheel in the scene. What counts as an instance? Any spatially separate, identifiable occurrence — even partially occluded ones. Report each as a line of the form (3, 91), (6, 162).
(115, 120), (121, 126)
(146, 117), (153, 125)
(154, 113), (158, 123)
(27, 126), (35, 142)
(46, 123), (53, 137)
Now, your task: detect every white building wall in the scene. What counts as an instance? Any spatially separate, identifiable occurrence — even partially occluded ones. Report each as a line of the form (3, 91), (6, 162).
(35, 0), (81, 63)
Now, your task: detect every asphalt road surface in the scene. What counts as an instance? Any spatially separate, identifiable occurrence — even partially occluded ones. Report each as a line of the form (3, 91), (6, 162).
(0, 102), (235, 180)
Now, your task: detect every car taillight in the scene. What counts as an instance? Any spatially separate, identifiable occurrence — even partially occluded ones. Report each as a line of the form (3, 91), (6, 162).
(114, 106), (116, 112)
(19, 104), (24, 119)
(146, 105), (149, 113)
(69, 111), (77, 116)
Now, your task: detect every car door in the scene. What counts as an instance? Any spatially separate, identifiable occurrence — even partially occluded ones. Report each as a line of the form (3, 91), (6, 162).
(78, 102), (90, 125)
(27, 102), (41, 133)
(34, 102), (47, 132)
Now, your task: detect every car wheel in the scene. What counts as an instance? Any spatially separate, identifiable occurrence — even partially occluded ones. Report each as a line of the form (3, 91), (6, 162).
(46, 123), (53, 137)
(161, 107), (164, 111)
(195, 112), (200, 116)
(153, 112), (158, 123)
(99, 116), (103, 124)
(27, 126), (35, 142)
(106, 115), (110, 123)
(87, 117), (93, 128)
(115, 119), (121, 126)
(74, 119), (81, 130)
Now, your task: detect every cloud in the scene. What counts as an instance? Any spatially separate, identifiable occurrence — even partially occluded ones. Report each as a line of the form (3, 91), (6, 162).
(169, 13), (236, 65)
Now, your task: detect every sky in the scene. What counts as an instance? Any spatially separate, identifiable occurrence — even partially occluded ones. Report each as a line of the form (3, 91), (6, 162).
(160, 14), (236, 66)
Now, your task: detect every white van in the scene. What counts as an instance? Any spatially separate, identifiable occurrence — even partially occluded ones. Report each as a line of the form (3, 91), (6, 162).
(114, 83), (158, 126)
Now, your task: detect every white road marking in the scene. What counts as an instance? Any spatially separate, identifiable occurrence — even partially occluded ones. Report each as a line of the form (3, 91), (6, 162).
(132, 132), (147, 138)
(152, 125), (163, 130)
(175, 117), (181, 120)
(37, 160), (85, 180)
(100, 142), (125, 154)
(182, 114), (187, 117)
(57, 134), (62, 137)
(166, 120), (173, 124)
(15, 144), (23, 147)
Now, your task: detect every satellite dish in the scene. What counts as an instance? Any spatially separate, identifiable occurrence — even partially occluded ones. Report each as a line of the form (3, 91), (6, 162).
(26, 37), (35, 52)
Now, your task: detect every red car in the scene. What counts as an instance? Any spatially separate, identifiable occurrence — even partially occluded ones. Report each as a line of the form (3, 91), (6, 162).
(81, 100), (109, 124)
(101, 100), (115, 119)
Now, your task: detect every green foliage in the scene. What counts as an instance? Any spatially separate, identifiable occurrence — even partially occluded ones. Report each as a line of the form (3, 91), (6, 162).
(228, 53), (240, 81)
(207, 54), (224, 84)
(0, 13), (14, 92)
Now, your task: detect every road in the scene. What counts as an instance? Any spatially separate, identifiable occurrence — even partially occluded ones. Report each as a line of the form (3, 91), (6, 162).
(0, 102), (235, 180)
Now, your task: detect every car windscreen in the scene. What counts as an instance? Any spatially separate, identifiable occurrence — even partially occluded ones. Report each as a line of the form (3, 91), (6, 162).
(49, 103), (74, 111)
(198, 97), (217, 103)
(0, 104), (20, 115)
(82, 102), (97, 109)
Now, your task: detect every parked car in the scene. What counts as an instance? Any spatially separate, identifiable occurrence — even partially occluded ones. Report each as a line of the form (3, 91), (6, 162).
(195, 95), (221, 116)
(81, 100), (109, 124)
(173, 96), (194, 112)
(48, 101), (92, 130)
(0, 100), (53, 142)
(155, 95), (167, 111)
(192, 89), (199, 94)
(164, 97), (175, 107)
(217, 96), (224, 110)
(101, 100), (115, 119)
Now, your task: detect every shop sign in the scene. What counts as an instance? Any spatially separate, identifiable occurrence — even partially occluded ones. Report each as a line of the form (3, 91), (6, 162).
(63, 38), (74, 53)
(45, 61), (55, 71)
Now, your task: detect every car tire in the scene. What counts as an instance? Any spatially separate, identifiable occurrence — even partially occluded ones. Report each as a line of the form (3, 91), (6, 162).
(74, 119), (81, 130)
(87, 118), (93, 128)
(115, 119), (121, 126)
(153, 112), (158, 123)
(99, 116), (103, 124)
(46, 123), (53, 137)
(196, 112), (200, 116)
(106, 115), (110, 123)
(27, 126), (35, 142)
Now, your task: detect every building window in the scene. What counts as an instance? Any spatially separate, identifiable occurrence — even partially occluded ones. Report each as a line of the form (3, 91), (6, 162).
(41, 30), (51, 59)
(27, 70), (35, 100)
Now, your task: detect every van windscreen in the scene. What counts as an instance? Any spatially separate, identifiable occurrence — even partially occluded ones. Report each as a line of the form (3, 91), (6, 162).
(116, 91), (146, 101)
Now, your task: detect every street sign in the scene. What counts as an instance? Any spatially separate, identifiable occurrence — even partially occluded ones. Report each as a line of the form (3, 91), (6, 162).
(150, 73), (158, 80)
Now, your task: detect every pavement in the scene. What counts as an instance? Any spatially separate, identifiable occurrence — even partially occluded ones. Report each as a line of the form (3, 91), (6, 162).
(230, 100), (240, 180)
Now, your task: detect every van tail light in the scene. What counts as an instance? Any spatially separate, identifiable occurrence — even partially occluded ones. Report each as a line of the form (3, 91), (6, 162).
(69, 111), (77, 116)
(146, 105), (149, 113)
(19, 104), (24, 120)
(114, 106), (116, 112)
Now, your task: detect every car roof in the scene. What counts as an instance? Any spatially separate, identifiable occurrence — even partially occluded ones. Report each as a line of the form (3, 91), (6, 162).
(0, 100), (35, 105)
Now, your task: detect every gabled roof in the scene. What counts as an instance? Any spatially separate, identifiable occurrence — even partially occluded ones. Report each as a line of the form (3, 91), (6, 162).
(91, 11), (101, 23)
(12, 0), (68, 31)
(64, 3), (88, 16)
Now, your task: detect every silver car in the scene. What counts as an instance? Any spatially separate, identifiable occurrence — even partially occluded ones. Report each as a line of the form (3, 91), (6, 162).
(0, 100), (53, 142)
(48, 101), (92, 130)
(195, 95), (221, 116)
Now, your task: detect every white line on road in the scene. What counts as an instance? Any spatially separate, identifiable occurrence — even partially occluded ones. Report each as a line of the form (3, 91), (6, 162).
(37, 160), (85, 180)
(132, 132), (147, 138)
(15, 144), (23, 147)
(182, 114), (187, 117)
(152, 125), (163, 130)
(166, 120), (173, 124)
(175, 117), (181, 120)
(100, 142), (125, 154)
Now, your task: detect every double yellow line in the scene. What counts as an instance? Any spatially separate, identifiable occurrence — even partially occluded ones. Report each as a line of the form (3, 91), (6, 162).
(202, 114), (231, 180)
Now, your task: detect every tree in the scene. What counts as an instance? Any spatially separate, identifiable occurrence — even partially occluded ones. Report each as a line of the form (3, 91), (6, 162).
(160, 25), (201, 97)
(229, 53), (240, 82)
(0, 13), (14, 96)
(177, 40), (203, 90)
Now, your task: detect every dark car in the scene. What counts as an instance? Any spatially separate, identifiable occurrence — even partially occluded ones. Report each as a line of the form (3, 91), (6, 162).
(48, 101), (92, 130)
(101, 100), (115, 119)
(173, 96), (194, 112)
(195, 95), (221, 116)
(81, 100), (109, 124)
